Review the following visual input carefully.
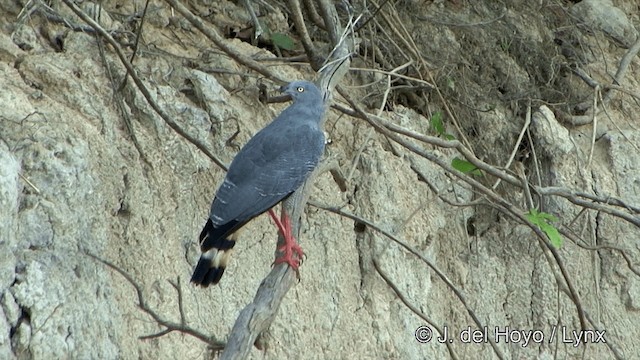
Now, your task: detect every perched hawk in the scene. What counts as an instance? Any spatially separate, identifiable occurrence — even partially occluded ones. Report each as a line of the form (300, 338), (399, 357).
(191, 80), (326, 286)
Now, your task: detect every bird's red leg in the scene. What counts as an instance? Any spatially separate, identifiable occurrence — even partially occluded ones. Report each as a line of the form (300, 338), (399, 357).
(268, 209), (286, 236)
(267, 209), (304, 274)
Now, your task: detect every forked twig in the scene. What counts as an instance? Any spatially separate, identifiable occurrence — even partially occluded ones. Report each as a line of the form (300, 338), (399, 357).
(373, 259), (460, 360)
(312, 201), (506, 360)
(85, 252), (224, 349)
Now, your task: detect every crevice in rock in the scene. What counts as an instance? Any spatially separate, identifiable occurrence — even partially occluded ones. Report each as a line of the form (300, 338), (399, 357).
(9, 303), (31, 353)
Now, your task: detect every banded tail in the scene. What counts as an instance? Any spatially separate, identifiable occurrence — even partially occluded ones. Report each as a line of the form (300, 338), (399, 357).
(191, 218), (240, 286)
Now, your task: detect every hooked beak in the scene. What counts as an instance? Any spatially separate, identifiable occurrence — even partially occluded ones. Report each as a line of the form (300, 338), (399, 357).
(279, 83), (293, 100)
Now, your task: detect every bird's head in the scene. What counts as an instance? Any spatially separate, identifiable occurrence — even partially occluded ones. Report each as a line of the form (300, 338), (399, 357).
(280, 80), (323, 104)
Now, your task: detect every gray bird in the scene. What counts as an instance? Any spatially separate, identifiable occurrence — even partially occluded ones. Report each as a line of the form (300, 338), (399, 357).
(191, 80), (326, 287)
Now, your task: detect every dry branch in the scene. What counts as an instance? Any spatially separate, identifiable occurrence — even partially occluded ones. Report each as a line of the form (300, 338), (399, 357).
(287, 0), (323, 69)
(85, 253), (225, 349)
(219, 4), (352, 359)
(312, 202), (506, 360)
(565, 35), (640, 126)
(335, 85), (590, 334)
(373, 259), (460, 360)
(164, 0), (285, 84)
(61, 0), (228, 171)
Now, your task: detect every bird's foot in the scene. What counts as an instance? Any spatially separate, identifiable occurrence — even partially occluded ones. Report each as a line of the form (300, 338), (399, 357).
(274, 239), (304, 273)
(269, 210), (305, 277)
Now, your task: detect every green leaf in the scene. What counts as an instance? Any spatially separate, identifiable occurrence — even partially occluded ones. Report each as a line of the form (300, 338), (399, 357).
(447, 78), (455, 91)
(451, 157), (482, 175)
(430, 111), (456, 140)
(538, 212), (558, 222)
(525, 208), (540, 220)
(541, 223), (563, 248)
(430, 112), (445, 135)
(271, 33), (295, 50)
(526, 209), (563, 248)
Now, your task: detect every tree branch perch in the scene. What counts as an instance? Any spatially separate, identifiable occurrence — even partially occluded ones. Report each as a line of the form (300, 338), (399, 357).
(220, 5), (352, 359)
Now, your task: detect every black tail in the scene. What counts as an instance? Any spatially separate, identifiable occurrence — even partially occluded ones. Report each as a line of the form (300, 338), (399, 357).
(190, 219), (239, 287)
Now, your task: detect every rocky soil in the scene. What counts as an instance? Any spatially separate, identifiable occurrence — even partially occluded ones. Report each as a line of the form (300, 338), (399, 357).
(1, 0), (639, 359)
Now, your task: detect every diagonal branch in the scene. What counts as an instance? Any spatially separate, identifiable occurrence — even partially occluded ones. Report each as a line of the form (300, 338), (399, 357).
(220, 6), (351, 359)
(60, 0), (228, 171)
(336, 87), (589, 333)
(85, 253), (224, 349)
(312, 202), (506, 360)
(564, 35), (640, 126)
(164, 0), (285, 84)
(373, 259), (460, 360)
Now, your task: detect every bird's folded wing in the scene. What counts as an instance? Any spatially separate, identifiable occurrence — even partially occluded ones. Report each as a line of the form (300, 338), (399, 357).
(211, 122), (325, 224)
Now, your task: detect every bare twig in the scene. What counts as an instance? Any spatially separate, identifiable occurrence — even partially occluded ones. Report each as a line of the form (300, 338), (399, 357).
(586, 86), (599, 170)
(311, 202), (506, 360)
(20, 0), (105, 33)
(61, 0), (228, 171)
(562, 228), (640, 278)
(566, 35), (640, 126)
(609, 36), (640, 91)
(603, 83), (640, 102)
(241, 0), (265, 40)
(353, 0), (392, 32)
(583, 310), (625, 360)
(19, 173), (40, 194)
(127, 0), (150, 66)
(349, 67), (435, 88)
(492, 103), (531, 190)
(316, 0), (340, 44)
(538, 187), (640, 228)
(301, 0), (326, 30)
(85, 253), (224, 349)
(94, 13), (152, 167)
(164, 0), (285, 84)
(373, 259), (460, 360)
(416, 9), (506, 27)
(287, 0), (323, 69)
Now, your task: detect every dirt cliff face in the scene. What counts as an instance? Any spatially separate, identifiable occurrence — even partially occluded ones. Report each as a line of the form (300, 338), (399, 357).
(1, 0), (639, 359)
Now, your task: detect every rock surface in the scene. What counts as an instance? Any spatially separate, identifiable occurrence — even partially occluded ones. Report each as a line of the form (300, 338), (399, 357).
(1, 0), (639, 359)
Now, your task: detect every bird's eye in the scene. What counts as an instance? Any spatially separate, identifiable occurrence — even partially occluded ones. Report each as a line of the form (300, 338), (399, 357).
(296, 86), (304, 93)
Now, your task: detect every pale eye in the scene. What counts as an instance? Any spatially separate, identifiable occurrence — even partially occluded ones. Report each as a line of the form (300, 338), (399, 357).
(296, 86), (304, 93)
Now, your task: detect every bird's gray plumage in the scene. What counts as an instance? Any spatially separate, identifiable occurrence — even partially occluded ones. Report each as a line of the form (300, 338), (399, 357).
(191, 80), (326, 286)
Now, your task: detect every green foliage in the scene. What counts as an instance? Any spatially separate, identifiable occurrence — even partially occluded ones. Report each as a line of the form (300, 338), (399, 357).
(451, 157), (482, 175)
(430, 112), (455, 140)
(430, 112), (481, 175)
(431, 111), (445, 134)
(271, 33), (295, 50)
(446, 78), (455, 91)
(526, 209), (563, 248)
